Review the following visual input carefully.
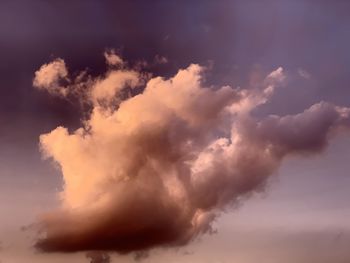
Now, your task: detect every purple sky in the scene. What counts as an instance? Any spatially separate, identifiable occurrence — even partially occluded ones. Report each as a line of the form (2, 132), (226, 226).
(0, 1), (350, 262)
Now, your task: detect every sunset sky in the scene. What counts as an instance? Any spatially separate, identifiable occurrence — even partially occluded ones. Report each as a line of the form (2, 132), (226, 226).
(1, 1), (350, 263)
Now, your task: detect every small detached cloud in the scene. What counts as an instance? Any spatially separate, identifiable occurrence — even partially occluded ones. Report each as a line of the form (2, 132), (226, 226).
(154, 54), (168, 65)
(33, 58), (68, 96)
(298, 68), (311, 79)
(104, 49), (124, 68)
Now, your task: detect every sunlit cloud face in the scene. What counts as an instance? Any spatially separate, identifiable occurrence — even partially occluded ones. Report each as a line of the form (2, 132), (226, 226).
(33, 53), (350, 254)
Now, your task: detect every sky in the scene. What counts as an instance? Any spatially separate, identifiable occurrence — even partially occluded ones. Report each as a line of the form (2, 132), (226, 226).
(0, 1), (350, 262)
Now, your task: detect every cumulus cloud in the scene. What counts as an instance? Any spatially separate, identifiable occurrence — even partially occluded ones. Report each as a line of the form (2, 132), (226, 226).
(33, 53), (140, 107)
(33, 55), (350, 255)
(33, 58), (68, 96)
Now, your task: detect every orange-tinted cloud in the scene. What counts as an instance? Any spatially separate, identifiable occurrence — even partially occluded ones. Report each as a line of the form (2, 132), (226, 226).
(33, 58), (68, 96)
(34, 54), (350, 254)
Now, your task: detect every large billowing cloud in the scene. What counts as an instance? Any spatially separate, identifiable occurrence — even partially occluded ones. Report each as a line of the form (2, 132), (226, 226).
(34, 53), (350, 254)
